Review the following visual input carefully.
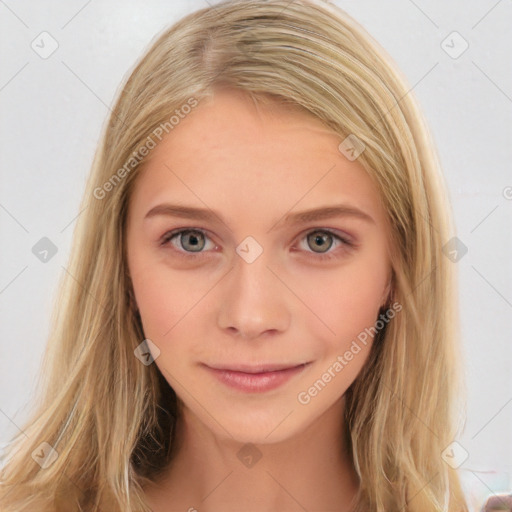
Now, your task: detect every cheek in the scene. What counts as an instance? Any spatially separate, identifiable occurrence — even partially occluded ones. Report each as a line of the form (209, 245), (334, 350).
(133, 276), (190, 343)
(129, 247), (184, 340)
(129, 253), (217, 360)
(294, 262), (387, 408)
(297, 258), (388, 347)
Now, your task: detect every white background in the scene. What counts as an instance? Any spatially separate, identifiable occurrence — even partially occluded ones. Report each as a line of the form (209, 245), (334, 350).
(0, 0), (511, 506)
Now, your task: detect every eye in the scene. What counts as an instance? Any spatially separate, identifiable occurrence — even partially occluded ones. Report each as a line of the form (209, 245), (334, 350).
(160, 227), (354, 261)
(160, 228), (216, 257)
(296, 229), (354, 261)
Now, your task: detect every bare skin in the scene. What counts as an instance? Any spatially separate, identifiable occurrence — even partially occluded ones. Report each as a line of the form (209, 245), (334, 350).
(126, 87), (393, 511)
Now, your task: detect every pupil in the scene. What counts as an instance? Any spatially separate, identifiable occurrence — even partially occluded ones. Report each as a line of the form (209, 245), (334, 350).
(309, 232), (332, 253)
(183, 231), (203, 252)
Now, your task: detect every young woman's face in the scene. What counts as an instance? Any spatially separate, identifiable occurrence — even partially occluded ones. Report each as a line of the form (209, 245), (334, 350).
(126, 88), (392, 444)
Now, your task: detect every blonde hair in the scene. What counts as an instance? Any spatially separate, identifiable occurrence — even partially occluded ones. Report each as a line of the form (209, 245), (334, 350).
(0, 0), (468, 510)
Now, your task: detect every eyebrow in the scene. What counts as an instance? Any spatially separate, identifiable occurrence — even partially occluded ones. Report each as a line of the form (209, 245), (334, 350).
(144, 203), (375, 229)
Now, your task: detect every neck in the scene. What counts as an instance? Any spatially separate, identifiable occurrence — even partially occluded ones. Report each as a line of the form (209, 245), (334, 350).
(144, 397), (359, 512)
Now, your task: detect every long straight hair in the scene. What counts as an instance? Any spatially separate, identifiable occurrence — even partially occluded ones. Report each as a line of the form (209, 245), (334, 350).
(0, 1), (468, 510)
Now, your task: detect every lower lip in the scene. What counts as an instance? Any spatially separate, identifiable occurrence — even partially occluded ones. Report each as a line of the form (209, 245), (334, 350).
(205, 364), (309, 393)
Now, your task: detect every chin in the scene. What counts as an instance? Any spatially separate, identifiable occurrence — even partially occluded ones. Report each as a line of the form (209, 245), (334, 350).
(193, 401), (311, 446)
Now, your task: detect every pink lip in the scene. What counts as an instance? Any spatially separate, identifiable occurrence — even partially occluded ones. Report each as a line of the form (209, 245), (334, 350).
(203, 362), (311, 393)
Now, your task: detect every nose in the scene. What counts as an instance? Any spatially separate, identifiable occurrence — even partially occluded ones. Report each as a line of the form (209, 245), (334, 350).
(216, 248), (291, 340)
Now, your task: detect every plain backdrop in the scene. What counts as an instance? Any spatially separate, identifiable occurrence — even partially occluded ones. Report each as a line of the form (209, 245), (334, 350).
(1, 0), (511, 505)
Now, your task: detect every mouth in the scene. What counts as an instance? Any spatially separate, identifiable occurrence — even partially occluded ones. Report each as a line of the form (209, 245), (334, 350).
(202, 362), (311, 393)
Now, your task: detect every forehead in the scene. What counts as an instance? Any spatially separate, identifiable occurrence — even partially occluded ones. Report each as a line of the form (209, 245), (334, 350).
(128, 88), (386, 227)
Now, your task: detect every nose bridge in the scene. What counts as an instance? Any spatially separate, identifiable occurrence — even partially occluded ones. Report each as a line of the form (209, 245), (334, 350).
(216, 236), (290, 338)
(234, 240), (273, 297)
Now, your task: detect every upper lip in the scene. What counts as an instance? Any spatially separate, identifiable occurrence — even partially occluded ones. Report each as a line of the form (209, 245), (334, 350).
(204, 362), (310, 374)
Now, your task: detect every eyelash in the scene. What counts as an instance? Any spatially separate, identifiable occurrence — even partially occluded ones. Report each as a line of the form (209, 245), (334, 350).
(159, 227), (354, 262)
